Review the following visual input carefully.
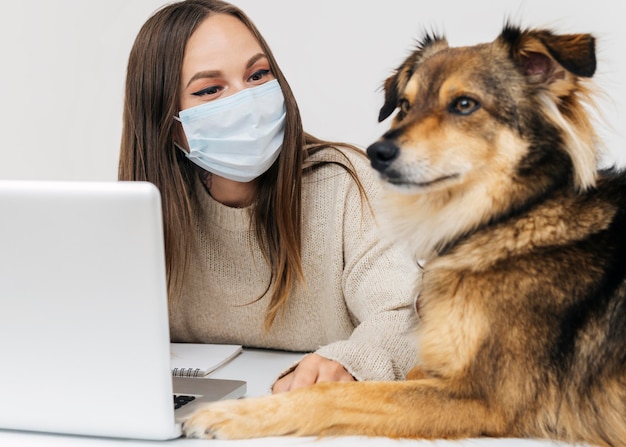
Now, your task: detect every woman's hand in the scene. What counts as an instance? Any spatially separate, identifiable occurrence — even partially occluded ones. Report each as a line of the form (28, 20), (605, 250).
(272, 353), (355, 393)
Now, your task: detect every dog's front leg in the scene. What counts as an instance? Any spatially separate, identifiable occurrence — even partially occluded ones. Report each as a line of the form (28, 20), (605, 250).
(182, 379), (504, 440)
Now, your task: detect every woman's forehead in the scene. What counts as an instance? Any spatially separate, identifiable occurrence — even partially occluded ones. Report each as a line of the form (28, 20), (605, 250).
(182, 14), (263, 75)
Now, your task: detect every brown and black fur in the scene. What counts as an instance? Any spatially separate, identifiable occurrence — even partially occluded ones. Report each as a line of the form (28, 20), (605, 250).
(181, 24), (626, 446)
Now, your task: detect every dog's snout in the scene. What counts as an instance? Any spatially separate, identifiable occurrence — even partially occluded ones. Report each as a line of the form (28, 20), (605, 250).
(366, 140), (399, 172)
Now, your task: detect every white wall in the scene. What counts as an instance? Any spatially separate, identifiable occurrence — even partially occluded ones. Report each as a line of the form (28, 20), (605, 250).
(1, 0), (624, 181)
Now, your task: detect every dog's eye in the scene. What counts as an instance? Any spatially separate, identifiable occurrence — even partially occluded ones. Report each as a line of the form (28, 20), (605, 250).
(398, 98), (411, 115)
(450, 97), (480, 115)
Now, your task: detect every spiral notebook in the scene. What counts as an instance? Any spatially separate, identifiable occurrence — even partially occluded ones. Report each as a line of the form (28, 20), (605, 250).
(171, 343), (243, 377)
(0, 180), (246, 440)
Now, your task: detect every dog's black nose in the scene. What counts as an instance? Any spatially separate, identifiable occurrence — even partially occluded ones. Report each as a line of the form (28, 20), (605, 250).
(366, 140), (399, 172)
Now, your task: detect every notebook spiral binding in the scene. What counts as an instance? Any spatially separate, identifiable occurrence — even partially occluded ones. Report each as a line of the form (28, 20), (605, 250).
(172, 367), (202, 378)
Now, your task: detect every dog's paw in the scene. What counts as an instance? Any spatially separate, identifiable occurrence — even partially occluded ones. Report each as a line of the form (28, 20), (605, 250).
(182, 399), (253, 439)
(182, 395), (286, 440)
(182, 382), (364, 439)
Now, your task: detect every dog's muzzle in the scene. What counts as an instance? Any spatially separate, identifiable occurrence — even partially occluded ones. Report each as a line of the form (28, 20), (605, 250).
(366, 140), (399, 173)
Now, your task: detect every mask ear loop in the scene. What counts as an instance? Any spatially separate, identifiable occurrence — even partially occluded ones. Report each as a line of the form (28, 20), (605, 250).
(173, 115), (190, 154)
(172, 121), (211, 184)
(174, 142), (189, 154)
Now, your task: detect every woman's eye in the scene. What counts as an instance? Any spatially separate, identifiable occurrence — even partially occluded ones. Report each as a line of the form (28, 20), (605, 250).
(450, 96), (480, 115)
(248, 69), (271, 82)
(191, 85), (222, 97)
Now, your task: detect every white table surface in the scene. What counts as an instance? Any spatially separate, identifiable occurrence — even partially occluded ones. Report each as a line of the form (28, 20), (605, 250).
(0, 348), (585, 446)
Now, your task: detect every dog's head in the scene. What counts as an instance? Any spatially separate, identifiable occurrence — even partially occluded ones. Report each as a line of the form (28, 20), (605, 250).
(366, 24), (600, 257)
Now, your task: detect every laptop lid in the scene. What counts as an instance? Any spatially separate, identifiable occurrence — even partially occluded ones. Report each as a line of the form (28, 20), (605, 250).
(0, 180), (245, 440)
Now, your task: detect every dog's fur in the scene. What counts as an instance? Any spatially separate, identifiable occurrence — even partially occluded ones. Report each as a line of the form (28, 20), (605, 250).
(181, 25), (626, 446)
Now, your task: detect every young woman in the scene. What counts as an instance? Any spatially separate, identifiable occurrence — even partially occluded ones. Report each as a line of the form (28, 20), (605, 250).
(119, 0), (421, 393)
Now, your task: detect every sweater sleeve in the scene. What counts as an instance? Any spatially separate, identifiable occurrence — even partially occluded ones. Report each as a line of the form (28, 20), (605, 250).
(314, 149), (422, 381)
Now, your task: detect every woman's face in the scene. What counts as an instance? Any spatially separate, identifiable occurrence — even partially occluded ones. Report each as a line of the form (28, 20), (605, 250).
(179, 13), (275, 111)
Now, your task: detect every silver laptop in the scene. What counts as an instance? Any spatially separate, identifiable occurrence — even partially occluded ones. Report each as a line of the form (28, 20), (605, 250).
(0, 180), (246, 440)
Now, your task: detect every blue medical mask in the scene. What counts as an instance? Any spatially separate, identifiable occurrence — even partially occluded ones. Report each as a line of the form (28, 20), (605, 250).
(175, 79), (286, 183)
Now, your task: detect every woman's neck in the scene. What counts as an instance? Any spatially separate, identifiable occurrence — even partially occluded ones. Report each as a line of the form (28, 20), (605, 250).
(203, 172), (257, 208)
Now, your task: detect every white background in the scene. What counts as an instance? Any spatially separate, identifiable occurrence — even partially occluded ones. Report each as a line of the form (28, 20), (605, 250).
(1, 0), (624, 181)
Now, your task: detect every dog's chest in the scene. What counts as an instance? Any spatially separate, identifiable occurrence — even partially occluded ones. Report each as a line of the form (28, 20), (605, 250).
(417, 264), (492, 376)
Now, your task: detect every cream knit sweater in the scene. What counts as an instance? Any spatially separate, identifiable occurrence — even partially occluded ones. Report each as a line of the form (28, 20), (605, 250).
(168, 147), (422, 381)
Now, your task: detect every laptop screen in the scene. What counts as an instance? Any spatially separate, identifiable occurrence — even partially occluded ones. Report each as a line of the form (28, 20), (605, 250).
(0, 180), (182, 439)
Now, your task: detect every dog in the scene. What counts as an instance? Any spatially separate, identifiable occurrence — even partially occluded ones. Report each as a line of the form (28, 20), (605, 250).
(181, 24), (626, 446)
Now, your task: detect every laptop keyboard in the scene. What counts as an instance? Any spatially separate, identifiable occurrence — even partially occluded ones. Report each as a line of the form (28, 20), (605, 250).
(174, 394), (196, 410)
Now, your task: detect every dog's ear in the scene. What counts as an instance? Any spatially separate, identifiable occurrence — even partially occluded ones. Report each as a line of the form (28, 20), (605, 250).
(378, 33), (448, 122)
(499, 24), (598, 191)
(499, 24), (596, 85)
(378, 74), (402, 123)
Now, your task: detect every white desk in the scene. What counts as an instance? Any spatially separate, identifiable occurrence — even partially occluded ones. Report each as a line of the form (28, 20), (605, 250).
(0, 348), (585, 447)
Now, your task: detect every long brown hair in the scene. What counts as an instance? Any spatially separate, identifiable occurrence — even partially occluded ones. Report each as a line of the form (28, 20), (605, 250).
(119, 0), (366, 328)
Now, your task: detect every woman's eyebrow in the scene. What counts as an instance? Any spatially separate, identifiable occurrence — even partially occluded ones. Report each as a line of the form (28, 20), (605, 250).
(185, 53), (268, 88)
(246, 53), (267, 68)
(186, 69), (221, 88)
